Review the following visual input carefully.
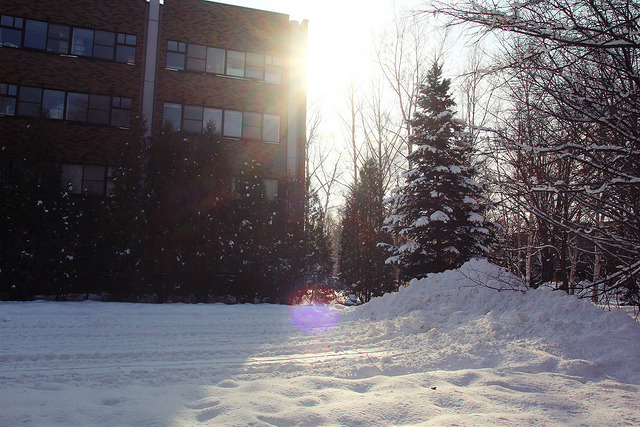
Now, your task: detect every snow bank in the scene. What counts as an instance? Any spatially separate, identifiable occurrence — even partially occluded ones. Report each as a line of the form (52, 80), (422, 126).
(346, 258), (640, 383)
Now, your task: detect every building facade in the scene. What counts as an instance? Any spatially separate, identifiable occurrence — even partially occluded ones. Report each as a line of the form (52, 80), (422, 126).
(0, 0), (307, 200)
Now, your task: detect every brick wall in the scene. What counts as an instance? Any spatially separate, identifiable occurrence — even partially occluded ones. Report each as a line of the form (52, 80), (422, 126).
(0, 0), (147, 165)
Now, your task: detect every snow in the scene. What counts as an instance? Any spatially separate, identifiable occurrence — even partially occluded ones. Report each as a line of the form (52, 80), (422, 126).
(1, 259), (639, 426)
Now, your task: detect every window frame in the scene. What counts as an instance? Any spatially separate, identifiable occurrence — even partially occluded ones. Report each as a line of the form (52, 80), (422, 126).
(17, 86), (43, 117)
(47, 23), (70, 54)
(166, 40), (186, 70)
(262, 114), (281, 143)
(23, 19), (48, 50)
(110, 96), (132, 128)
(61, 163), (108, 197)
(186, 43), (207, 72)
(70, 27), (94, 57)
(0, 83), (17, 116)
(0, 15), (23, 48)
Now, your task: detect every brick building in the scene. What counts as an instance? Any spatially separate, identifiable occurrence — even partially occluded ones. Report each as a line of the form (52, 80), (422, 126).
(0, 0), (307, 200)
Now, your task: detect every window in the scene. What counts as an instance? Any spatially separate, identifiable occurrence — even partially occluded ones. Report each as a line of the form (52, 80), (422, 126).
(17, 87), (42, 117)
(223, 110), (242, 137)
(110, 97), (131, 128)
(115, 33), (136, 64)
(163, 103), (182, 131)
(203, 107), (222, 133)
(47, 24), (70, 54)
(88, 94), (110, 125)
(65, 92), (89, 121)
(0, 15), (23, 48)
(93, 30), (115, 60)
(82, 165), (107, 195)
(166, 40), (185, 70)
(206, 47), (225, 74)
(183, 105), (203, 133)
(186, 44), (206, 72)
(71, 28), (93, 56)
(61, 163), (108, 196)
(0, 83), (17, 116)
(42, 89), (65, 119)
(265, 179), (278, 201)
(263, 114), (280, 142)
(265, 55), (282, 84)
(226, 50), (245, 77)
(24, 19), (47, 50)
(242, 112), (262, 140)
(245, 53), (264, 80)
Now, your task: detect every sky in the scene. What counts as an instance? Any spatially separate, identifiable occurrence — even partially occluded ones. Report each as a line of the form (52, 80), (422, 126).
(216, 0), (421, 103)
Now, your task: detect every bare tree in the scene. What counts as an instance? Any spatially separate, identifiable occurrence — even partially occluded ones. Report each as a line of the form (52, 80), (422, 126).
(430, 0), (640, 299)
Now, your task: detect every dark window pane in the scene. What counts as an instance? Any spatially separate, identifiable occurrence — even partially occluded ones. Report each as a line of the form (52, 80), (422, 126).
(167, 40), (178, 51)
(166, 52), (185, 70)
(206, 47), (225, 74)
(0, 16), (13, 27)
(203, 108), (222, 133)
(48, 24), (69, 40)
(42, 89), (65, 119)
(89, 94), (110, 110)
(17, 101), (40, 117)
(263, 114), (280, 142)
(245, 53), (264, 80)
(120, 97), (132, 109)
(163, 103), (181, 131)
(88, 94), (110, 125)
(125, 34), (136, 45)
(93, 44), (114, 60)
(19, 86), (42, 103)
(183, 105), (203, 121)
(183, 119), (203, 133)
(61, 164), (83, 193)
(94, 30), (115, 46)
(188, 44), (206, 59)
(0, 97), (16, 116)
(47, 24), (70, 54)
(93, 30), (115, 60)
(83, 165), (105, 181)
(24, 20), (47, 50)
(115, 45), (135, 64)
(0, 28), (22, 48)
(226, 51), (245, 77)
(186, 57), (205, 72)
(224, 110), (242, 138)
(243, 112), (261, 140)
(186, 44), (206, 71)
(66, 92), (89, 121)
(71, 28), (93, 56)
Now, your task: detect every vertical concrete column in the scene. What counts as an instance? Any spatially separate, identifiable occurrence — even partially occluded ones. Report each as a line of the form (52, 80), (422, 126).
(142, 0), (161, 137)
(287, 20), (308, 180)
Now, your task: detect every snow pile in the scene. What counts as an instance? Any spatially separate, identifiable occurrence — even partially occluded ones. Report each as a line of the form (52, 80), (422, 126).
(347, 258), (640, 383)
(1, 259), (639, 426)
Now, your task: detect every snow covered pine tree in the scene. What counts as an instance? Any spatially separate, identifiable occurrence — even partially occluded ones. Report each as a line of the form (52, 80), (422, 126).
(383, 62), (497, 280)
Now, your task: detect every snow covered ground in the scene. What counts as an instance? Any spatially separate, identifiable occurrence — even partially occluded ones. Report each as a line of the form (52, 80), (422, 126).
(1, 259), (639, 426)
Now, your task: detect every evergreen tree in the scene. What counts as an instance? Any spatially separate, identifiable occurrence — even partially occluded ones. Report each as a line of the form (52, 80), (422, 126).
(144, 124), (231, 301)
(384, 62), (497, 279)
(303, 190), (333, 285)
(340, 158), (394, 303)
(0, 122), (77, 299)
